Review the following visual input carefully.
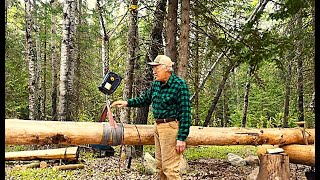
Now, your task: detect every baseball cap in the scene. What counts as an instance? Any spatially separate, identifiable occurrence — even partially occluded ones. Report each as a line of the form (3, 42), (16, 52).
(147, 55), (175, 67)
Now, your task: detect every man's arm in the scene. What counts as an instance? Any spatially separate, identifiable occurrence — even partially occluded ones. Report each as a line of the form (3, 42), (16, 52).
(176, 82), (191, 141)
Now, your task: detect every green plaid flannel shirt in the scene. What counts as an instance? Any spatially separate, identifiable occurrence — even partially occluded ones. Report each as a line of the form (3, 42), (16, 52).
(127, 73), (191, 141)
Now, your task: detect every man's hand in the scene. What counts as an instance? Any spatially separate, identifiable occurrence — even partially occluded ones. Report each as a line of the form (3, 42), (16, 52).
(111, 100), (128, 108)
(176, 140), (186, 154)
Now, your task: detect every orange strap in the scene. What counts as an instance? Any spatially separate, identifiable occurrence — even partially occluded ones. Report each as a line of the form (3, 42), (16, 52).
(100, 102), (117, 128)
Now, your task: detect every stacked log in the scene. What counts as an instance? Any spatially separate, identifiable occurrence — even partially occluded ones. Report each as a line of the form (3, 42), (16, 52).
(257, 144), (315, 166)
(5, 147), (79, 161)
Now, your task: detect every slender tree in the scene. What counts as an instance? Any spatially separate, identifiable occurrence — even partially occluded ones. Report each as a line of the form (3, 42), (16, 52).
(296, 10), (304, 122)
(121, 0), (139, 123)
(241, 65), (254, 127)
(33, 0), (43, 120)
(25, 0), (36, 120)
(50, 0), (58, 121)
(58, 0), (76, 121)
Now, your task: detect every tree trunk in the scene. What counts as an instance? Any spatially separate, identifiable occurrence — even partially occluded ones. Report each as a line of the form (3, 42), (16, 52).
(283, 59), (292, 128)
(241, 65), (254, 127)
(223, 82), (229, 127)
(203, 64), (234, 126)
(257, 153), (290, 180)
(121, 0), (139, 123)
(296, 10), (304, 122)
(6, 119), (315, 146)
(73, 0), (84, 121)
(193, 15), (200, 126)
(25, 0), (36, 120)
(257, 144), (315, 166)
(58, 0), (76, 121)
(53, 164), (84, 170)
(5, 147), (79, 161)
(43, 9), (47, 120)
(177, 0), (190, 79)
(50, 0), (58, 121)
(33, 0), (43, 120)
(165, 0), (178, 66)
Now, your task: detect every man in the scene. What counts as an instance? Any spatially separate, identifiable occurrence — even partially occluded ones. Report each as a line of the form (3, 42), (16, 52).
(111, 55), (191, 180)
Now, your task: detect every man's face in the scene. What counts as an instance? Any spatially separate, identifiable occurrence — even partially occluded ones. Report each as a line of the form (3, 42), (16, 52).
(152, 64), (167, 81)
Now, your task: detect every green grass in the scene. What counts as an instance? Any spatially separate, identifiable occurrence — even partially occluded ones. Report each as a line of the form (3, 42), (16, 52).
(185, 145), (258, 160)
(141, 145), (257, 160)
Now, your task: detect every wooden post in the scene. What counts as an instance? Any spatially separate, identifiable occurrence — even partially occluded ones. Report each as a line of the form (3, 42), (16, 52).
(257, 153), (290, 180)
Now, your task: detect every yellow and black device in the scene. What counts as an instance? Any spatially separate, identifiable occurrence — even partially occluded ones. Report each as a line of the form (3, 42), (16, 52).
(98, 72), (122, 95)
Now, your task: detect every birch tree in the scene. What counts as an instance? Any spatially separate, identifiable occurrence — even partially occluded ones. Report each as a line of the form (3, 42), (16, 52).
(25, 0), (36, 120)
(58, 0), (76, 121)
(33, 0), (43, 120)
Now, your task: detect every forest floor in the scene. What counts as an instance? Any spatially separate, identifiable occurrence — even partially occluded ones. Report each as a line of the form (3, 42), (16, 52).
(5, 146), (314, 180)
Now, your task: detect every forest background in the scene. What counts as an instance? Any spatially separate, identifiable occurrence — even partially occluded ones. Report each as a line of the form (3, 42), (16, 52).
(5, 0), (315, 130)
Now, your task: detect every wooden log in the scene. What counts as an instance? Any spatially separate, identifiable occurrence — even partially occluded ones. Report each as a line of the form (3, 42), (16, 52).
(13, 162), (40, 170)
(257, 144), (315, 166)
(5, 147), (79, 161)
(257, 153), (290, 180)
(5, 119), (315, 146)
(53, 164), (84, 170)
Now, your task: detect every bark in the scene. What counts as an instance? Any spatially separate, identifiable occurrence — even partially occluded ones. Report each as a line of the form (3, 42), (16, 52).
(121, 0), (139, 123)
(257, 154), (290, 180)
(5, 147), (79, 161)
(58, 0), (76, 121)
(51, 0), (58, 121)
(5, 119), (315, 146)
(241, 65), (254, 127)
(296, 10), (304, 122)
(257, 144), (315, 166)
(165, 0), (178, 65)
(177, 0), (190, 79)
(33, 0), (43, 120)
(190, 0), (269, 102)
(25, 0), (36, 120)
(203, 64), (235, 127)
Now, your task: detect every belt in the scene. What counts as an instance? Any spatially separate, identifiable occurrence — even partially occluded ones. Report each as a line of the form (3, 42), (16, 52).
(155, 118), (178, 124)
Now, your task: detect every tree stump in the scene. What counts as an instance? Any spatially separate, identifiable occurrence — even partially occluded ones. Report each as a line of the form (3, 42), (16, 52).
(257, 153), (290, 180)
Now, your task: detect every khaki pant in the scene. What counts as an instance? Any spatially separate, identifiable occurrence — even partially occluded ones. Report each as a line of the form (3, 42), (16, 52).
(154, 121), (183, 180)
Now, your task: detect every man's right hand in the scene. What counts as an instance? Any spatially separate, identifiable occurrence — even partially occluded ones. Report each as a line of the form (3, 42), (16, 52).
(111, 100), (128, 108)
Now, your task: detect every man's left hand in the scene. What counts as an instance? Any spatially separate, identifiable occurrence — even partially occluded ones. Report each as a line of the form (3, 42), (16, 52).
(176, 140), (186, 154)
